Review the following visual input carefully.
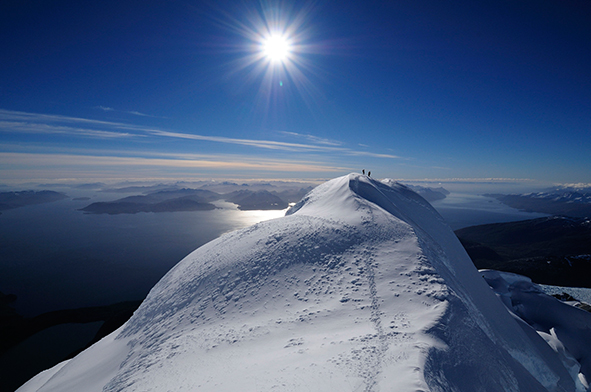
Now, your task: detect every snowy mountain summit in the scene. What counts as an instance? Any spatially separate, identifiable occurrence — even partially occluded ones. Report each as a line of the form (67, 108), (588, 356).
(19, 174), (588, 391)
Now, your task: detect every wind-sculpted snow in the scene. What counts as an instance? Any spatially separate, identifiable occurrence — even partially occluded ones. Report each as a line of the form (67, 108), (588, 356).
(482, 270), (591, 390)
(18, 174), (587, 391)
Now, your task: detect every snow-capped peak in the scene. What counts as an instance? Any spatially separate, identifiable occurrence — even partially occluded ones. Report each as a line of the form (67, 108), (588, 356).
(18, 173), (587, 392)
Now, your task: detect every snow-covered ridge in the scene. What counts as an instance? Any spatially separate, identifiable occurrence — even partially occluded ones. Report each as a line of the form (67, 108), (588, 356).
(18, 174), (588, 391)
(525, 186), (591, 204)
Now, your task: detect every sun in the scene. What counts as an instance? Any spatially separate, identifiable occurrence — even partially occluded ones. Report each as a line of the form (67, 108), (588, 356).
(262, 34), (292, 63)
(214, 1), (324, 113)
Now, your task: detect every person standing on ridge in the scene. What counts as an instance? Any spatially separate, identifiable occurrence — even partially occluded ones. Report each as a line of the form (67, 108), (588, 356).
(362, 169), (365, 175)
(368, 171), (371, 177)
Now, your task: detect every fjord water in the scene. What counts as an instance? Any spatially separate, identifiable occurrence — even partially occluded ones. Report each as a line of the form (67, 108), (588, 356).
(0, 190), (546, 317)
(431, 192), (548, 230)
(0, 197), (285, 317)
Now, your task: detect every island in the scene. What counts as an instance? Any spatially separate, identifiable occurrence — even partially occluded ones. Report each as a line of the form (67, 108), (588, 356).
(81, 185), (313, 214)
(405, 184), (450, 202)
(0, 190), (68, 211)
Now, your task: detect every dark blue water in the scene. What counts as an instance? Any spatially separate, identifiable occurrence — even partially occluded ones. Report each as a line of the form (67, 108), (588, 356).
(0, 192), (547, 316)
(431, 193), (549, 231)
(0, 197), (284, 316)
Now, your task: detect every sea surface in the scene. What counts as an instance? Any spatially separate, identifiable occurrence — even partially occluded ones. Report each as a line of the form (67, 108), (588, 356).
(0, 197), (285, 317)
(431, 192), (549, 230)
(0, 191), (548, 317)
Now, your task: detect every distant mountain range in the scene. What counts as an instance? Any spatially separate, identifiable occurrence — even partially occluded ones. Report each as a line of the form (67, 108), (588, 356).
(486, 185), (591, 217)
(456, 216), (591, 287)
(81, 186), (313, 214)
(404, 184), (450, 202)
(0, 182), (446, 215)
(0, 191), (67, 211)
(80, 189), (218, 214)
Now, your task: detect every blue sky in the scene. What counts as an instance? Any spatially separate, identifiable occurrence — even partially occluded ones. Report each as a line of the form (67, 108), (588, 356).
(1, 0), (590, 185)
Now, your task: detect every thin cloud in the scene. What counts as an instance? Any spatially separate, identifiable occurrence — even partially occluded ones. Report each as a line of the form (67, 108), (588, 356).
(96, 106), (163, 118)
(0, 121), (138, 139)
(147, 130), (407, 159)
(395, 177), (539, 184)
(346, 150), (405, 159)
(280, 131), (343, 146)
(0, 152), (349, 173)
(0, 109), (143, 129)
(554, 182), (591, 189)
(0, 108), (406, 159)
(146, 129), (347, 153)
(128, 111), (151, 117)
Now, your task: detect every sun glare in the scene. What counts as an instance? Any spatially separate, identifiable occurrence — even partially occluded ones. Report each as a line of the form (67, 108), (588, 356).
(217, 1), (323, 113)
(262, 34), (292, 63)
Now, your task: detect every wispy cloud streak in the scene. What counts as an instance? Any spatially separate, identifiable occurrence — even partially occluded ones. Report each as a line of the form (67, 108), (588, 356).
(0, 152), (348, 173)
(96, 106), (163, 118)
(0, 108), (405, 159)
(0, 109), (140, 129)
(0, 121), (138, 139)
(145, 129), (345, 152)
(279, 131), (343, 146)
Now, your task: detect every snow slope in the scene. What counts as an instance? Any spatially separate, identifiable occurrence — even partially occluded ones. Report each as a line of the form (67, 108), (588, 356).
(18, 174), (586, 391)
(482, 270), (591, 390)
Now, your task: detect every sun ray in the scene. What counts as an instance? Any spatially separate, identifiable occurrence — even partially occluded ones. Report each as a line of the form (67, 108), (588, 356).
(209, 1), (326, 121)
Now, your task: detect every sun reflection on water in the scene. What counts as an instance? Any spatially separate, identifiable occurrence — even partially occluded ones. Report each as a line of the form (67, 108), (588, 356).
(213, 200), (289, 229)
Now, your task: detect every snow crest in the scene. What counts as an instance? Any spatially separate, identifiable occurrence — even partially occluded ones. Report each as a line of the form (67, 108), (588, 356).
(19, 174), (584, 391)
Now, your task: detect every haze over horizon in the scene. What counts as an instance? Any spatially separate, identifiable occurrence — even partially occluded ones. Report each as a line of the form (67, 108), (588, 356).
(1, 0), (590, 186)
